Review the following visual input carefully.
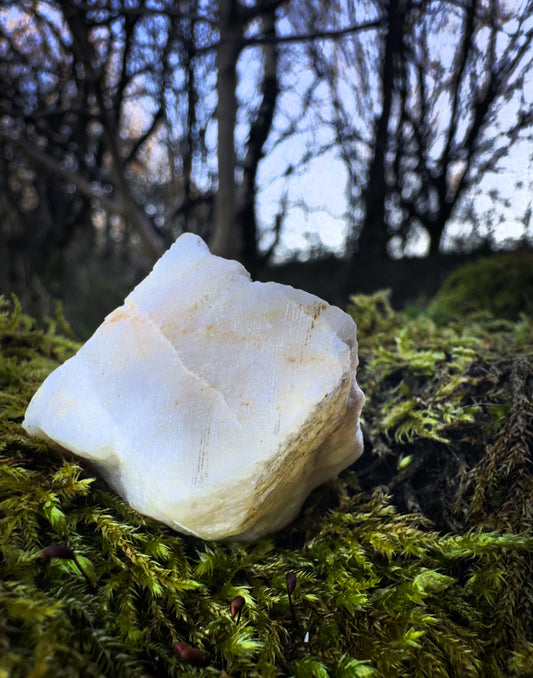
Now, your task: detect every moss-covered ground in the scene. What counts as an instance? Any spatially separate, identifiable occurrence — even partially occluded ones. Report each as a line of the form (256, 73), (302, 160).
(1, 253), (532, 677)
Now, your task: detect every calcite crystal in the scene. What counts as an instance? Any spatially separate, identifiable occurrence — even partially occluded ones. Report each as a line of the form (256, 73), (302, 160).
(23, 234), (365, 541)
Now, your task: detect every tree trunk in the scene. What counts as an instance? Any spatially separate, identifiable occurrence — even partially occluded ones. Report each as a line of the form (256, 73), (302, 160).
(210, 0), (242, 259)
(238, 8), (278, 271)
(58, 0), (165, 261)
(356, 0), (404, 260)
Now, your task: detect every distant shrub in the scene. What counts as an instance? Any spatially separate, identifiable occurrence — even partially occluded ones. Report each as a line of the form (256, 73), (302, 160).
(428, 249), (533, 321)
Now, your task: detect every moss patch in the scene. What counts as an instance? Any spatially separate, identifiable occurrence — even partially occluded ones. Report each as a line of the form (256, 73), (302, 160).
(1, 283), (532, 677)
(428, 250), (533, 322)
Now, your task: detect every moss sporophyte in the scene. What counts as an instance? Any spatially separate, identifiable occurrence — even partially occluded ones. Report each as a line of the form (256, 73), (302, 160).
(230, 595), (246, 624)
(41, 544), (95, 589)
(1, 262), (533, 678)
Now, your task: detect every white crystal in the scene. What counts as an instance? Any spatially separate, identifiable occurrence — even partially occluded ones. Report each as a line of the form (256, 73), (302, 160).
(23, 234), (365, 541)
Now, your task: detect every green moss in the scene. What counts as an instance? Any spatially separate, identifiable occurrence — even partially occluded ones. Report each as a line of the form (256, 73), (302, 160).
(428, 250), (533, 322)
(1, 291), (533, 677)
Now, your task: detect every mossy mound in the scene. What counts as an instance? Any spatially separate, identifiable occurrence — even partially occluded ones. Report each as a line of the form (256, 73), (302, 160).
(428, 249), (533, 322)
(1, 287), (532, 678)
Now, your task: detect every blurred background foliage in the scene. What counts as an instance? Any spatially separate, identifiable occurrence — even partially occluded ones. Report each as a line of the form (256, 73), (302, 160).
(1, 0), (533, 335)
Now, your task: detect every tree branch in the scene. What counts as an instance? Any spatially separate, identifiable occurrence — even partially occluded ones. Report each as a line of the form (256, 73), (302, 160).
(1, 132), (122, 215)
(194, 13), (394, 56)
(2, 131), (165, 259)
(125, 106), (164, 166)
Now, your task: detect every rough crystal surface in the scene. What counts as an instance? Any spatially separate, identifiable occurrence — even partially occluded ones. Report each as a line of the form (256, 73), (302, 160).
(23, 234), (365, 540)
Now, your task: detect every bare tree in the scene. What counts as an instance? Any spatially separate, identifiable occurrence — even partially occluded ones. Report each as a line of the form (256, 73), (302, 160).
(0, 0), (288, 267)
(210, 0), (242, 258)
(0, 0), (173, 259)
(210, 0), (284, 261)
(2, 0), (532, 319)
(302, 0), (533, 259)
(400, 0), (533, 256)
